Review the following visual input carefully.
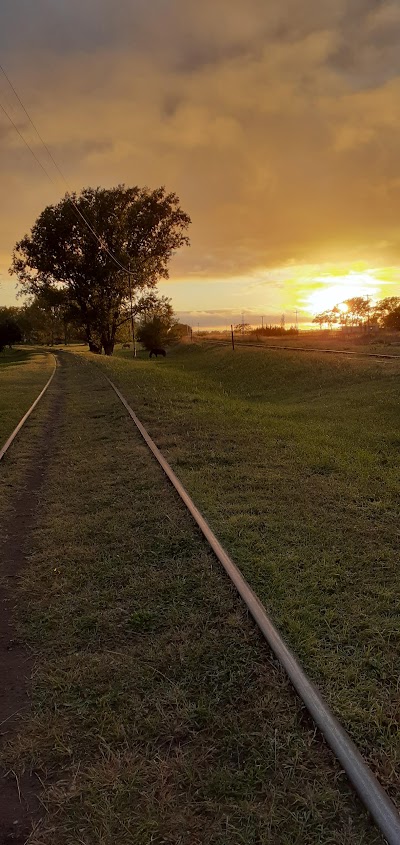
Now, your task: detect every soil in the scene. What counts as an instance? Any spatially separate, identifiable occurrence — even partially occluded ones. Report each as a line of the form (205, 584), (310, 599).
(0, 359), (63, 844)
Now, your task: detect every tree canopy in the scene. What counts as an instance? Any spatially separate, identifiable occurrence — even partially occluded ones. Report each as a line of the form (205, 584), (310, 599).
(11, 185), (191, 354)
(312, 296), (400, 331)
(136, 296), (185, 351)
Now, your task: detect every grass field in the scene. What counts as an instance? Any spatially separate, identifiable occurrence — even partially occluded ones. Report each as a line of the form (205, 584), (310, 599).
(198, 330), (400, 355)
(89, 343), (400, 801)
(1, 352), (384, 844)
(0, 348), (54, 446)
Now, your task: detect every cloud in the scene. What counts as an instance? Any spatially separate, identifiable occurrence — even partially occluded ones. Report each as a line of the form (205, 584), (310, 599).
(174, 309), (280, 329)
(1, 0), (400, 309)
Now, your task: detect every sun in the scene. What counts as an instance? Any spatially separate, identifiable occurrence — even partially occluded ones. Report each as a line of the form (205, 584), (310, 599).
(306, 284), (350, 313)
(303, 271), (379, 314)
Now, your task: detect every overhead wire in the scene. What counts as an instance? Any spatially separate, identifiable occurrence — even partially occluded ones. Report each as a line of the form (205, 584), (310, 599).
(0, 100), (58, 186)
(0, 62), (130, 274)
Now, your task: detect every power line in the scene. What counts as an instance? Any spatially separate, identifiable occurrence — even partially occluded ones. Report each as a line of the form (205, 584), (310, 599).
(0, 100), (58, 185)
(0, 63), (130, 274)
(1, 62), (72, 189)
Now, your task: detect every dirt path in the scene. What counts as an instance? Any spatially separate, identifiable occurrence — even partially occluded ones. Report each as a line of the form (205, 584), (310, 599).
(0, 359), (64, 845)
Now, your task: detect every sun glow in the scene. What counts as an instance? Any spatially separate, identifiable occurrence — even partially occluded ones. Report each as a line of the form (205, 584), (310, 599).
(303, 271), (379, 315)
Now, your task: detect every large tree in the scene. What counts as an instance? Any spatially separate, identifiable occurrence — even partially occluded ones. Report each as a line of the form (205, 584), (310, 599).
(382, 304), (400, 330)
(11, 185), (191, 355)
(373, 297), (400, 328)
(343, 296), (371, 327)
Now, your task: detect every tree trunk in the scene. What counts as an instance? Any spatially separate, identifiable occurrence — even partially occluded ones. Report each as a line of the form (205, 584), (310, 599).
(101, 323), (116, 356)
(102, 338), (114, 356)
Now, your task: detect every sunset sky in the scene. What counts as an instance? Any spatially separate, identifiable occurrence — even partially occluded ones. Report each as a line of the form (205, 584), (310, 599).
(1, 0), (400, 328)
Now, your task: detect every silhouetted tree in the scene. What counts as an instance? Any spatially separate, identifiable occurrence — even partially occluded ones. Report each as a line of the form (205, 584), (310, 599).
(11, 185), (191, 355)
(343, 297), (371, 327)
(0, 316), (22, 351)
(312, 313), (326, 329)
(137, 317), (170, 351)
(373, 297), (400, 327)
(312, 294), (400, 334)
(136, 296), (176, 351)
(382, 304), (400, 330)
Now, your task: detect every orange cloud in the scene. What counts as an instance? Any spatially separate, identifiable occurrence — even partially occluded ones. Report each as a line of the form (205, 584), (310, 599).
(0, 0), (399, 311)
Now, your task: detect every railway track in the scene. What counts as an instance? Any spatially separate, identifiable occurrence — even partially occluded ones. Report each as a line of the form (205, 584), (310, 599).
(195, 337), (400, 359)
(2, 353), (400, 844)
(0, 353), (56, 462)
(106, 374), (400, 845)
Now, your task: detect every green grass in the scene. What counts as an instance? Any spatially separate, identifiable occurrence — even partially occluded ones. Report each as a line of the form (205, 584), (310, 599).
(0, 347), (56, 520)
(0, 347), (54, 446)
(1, 353), (382, 844)
(88, 344), (400, 797)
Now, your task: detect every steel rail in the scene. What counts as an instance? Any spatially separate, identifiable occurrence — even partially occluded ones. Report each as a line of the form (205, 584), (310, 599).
(0, 354), (57, 461)
(108, 374), (400, 845)
(196, 338), (400, 359)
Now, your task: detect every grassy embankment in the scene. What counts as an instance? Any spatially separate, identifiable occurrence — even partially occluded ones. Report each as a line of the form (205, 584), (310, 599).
(1, 352), (383, 844)
(199, 330), (400, 355)
(91, 343), (400, 799)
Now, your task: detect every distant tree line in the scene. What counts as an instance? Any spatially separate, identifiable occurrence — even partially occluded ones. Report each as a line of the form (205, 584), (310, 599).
(250, 325), (299, 337)
(232, 323), (299, 337)
(312, 296), (400, 331)
(0, 295), (190, 355)
(0, 299), (88, 349)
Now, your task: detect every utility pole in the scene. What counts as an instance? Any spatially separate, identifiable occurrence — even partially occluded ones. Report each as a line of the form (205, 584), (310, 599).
(366, 294), (371, 331)
(262, 315), (264, 330)
(295, 309), (298, 330)
(128, 266), (136, 357)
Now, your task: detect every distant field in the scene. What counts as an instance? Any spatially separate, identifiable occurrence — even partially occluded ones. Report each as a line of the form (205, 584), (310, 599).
(0, 348), (54, 446)
(92, 343), (400, 795)
(197, 330), (400, 355)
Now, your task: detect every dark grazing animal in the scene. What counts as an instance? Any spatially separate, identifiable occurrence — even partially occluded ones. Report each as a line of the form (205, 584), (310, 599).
(149, 348), (166, 358)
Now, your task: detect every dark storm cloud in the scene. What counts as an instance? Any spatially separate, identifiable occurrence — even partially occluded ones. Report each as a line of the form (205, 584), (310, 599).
(328, 1), (400, 88)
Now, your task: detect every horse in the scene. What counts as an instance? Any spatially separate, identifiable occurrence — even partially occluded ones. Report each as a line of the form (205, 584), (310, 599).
(149, 348), (166, 358)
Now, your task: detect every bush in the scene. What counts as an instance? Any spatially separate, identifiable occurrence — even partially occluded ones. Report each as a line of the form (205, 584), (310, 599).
(0, 318), (22, 351)
(137, 317), (170, 351)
